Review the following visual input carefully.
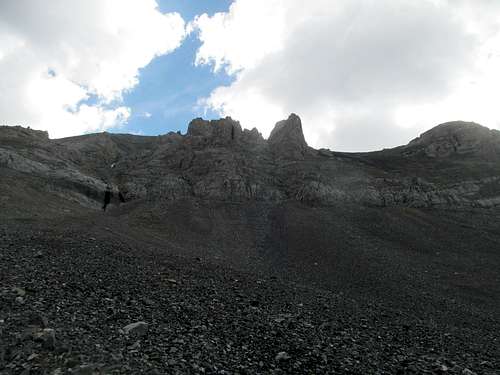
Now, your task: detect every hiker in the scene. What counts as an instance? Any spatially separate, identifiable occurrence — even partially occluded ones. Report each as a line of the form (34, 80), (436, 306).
(102, 185), (112, 211)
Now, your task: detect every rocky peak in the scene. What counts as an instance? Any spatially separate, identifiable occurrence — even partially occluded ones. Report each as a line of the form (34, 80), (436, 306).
(242, 127), (265, 145)
(267, 114), (308, 158)
(406, 121), (500, 158)
(187, 117), (243, 146)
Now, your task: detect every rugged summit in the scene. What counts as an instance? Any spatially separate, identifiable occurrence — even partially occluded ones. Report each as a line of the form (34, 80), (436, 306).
(267, 113), (308, 158)
(187, 117), (264, 146)
(2, 115), (500, 212)
(406, 121), (500, 158)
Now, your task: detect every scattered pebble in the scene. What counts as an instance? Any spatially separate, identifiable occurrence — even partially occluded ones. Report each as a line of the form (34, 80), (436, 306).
(0, 223), (497, 374)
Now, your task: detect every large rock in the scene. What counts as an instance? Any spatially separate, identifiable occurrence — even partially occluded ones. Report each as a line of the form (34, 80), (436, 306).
(123, 321), (149, 337)
(32, 328), (57, 350)
(187, 117), (243, 146)
(268, 113), (308, 158)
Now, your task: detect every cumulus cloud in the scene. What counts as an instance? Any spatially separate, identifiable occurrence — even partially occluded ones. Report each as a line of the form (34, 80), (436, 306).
(0, 0), (186, 138)
(193, 0), (286, 74)
(192, 0), (500, 151)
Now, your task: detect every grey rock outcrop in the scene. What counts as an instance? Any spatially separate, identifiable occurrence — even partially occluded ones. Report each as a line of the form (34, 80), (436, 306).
(268, 113), (308, 158)
(188, 117), (243, 146)
(2, 115), (500, 212)
(187, 117), (265, 147)
(406, 121), (500, 158)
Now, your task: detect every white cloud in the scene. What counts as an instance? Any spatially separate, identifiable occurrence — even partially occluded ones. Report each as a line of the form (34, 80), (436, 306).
(192, 0), (286, 74)
(0, 0), (186, 138)
(193, 0), (500, 151)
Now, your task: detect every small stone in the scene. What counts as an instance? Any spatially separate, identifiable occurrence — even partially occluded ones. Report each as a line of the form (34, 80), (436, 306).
(123, 321), (148, 337)
(64, 358), (79, 368)
(440, 364), (449, 372)
(111, 352), (124, 362)
(167, 279), (178, 284)
(33, 328), (56, 350)
(128, 341), (141, 350)
(168, 359), (177, 366)
(12, 287), (26, 297)
(73, 364), (97, 375)
(28, 312), (49, 328)
(55, 341), (70, 354)
(275, 352), (291, 361)
(15, 296), (25, 304)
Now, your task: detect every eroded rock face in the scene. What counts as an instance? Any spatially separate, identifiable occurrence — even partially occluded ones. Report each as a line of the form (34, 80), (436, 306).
(268, 114), (308, 158)
(187, 117), (265, 148)
(2, 115), (500, 211)
(406, 121), (500, 158)
(188, 117), (243, 146)
(0, 126), (49, 142)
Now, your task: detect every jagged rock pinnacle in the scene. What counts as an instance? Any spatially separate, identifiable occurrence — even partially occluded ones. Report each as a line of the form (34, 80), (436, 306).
(268, 113), (308, 158)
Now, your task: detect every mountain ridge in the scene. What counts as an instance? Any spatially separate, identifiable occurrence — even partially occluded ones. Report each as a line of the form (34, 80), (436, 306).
(2, 115), (500, 212)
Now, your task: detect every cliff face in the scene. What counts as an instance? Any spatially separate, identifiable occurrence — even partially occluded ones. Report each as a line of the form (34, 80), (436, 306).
(2, 115), (500, 212)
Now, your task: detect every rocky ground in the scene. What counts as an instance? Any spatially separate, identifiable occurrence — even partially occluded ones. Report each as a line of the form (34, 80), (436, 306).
(1, 213), (498, 374)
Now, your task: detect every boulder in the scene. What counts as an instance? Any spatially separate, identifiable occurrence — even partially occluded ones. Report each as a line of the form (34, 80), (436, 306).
(275, 351), (291, 361)
(33, 328), (57, 350)
(123, 321), (149, 337)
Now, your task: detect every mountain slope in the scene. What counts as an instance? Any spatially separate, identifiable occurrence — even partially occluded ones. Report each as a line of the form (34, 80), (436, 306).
(1, 117), (500, 373)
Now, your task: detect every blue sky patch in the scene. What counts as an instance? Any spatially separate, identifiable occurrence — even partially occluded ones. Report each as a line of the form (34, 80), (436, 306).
(118, 0), (234, 136)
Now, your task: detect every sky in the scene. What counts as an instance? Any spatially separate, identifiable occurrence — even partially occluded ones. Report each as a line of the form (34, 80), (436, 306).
(1, 0), (500, 151)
